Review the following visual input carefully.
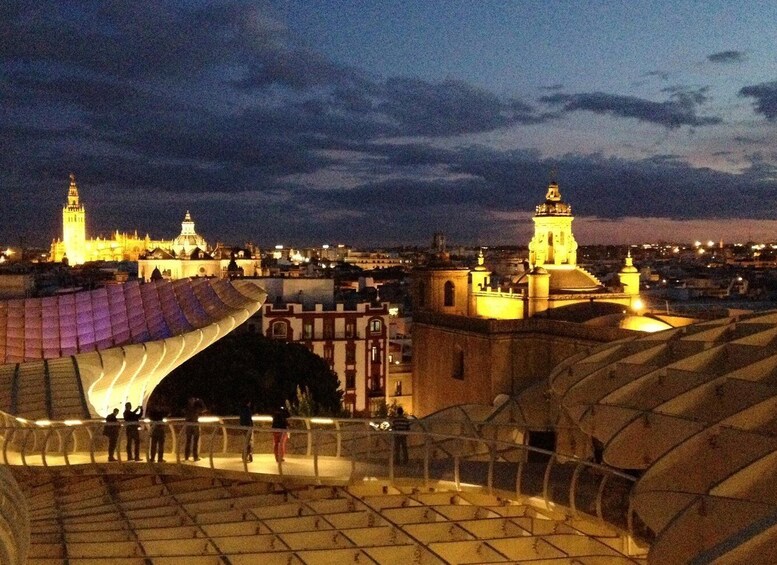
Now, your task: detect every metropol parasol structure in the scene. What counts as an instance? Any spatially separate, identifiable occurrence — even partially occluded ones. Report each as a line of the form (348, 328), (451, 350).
(0, 278), (774, 563)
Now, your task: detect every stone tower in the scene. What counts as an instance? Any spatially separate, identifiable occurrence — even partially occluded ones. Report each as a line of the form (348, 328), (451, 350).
(62, 173), (86, 265)
(528, 180), (578, 267)
(618, 251), (640, 298)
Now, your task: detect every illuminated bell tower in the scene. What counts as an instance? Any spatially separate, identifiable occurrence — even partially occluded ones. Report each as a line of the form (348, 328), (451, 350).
(528, 180), (578, 267)
(62, 173), (86, 265)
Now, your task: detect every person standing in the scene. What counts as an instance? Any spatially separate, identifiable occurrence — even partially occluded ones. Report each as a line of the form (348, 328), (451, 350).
(239, 400), (254, 463)
(103, 408), (120, 461)
(147, 403), (168, 463)
(391, 407), (411, 464)
(271, 406), (290, 463)
(184, 397), (206, 461)
(123, 402), (143, 461)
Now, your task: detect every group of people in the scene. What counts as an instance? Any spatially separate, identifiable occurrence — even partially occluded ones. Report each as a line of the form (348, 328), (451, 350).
(102, 397), (206, 463)
(239, 401), (289, 463)
(103, 399), (413, 465)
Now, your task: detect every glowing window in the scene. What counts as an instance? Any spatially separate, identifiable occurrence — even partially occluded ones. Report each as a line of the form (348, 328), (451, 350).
(271, 321), (287, 339)
(444, 281), (455, 307)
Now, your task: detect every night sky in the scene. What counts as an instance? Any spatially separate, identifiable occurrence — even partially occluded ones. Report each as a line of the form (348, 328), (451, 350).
(3, 1), (777, 248)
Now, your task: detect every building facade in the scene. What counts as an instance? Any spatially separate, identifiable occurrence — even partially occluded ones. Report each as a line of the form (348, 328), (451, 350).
(50, 175), (172, 264)
(261, 301), (390, 415)
(411, 180), (668, 417)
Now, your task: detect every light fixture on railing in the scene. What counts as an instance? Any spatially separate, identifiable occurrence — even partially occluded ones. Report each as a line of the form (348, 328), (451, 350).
(252, 415), (273, 422)
(63, 420), (82, 426)
(310, 418), (334, 425)
(197, 416), (221, 423)
(34, 420), (52, 427)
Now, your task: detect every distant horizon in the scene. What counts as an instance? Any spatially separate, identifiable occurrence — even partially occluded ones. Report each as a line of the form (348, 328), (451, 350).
(3, 3), (777, 248)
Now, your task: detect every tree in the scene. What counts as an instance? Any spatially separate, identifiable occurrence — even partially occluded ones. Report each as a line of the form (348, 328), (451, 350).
(150, 332), (344, 416)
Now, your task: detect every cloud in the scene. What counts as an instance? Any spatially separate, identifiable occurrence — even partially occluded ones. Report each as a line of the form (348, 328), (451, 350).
(643, 70), (670, 81)
(0, 1), (774, 247)
(739, 81), (777, 120)
(707, 50), (747, 64)
(540, 90), (722, 128)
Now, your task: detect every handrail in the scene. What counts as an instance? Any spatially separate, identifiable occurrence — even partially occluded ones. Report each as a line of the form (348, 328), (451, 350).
(0, 417), (643, 541)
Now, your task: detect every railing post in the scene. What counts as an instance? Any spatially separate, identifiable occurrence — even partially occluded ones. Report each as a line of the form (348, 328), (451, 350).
(596, 473), (609, 520)
(2, 427), (15, 465)
(41, 428), (53, 468)
(62, 427), (75, 467)
(389, 433), (395, 483)
(454, 455), (460, 491)
(305, 419), (312, 456)
(313, 430), (320, 485)
(87, 425), (96, 464)
(570, 463), (583, 515)
(242, 428), (250, 474)
(207, 425), (218, 469)
(543, 453), (556, 511)
(423, 434), (430, 487)
(516, 460), (523, 497)
(487, 442), (495, 494)
(335, 421), (342, 458)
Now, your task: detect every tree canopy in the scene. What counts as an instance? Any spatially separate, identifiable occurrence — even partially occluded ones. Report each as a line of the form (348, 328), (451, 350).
(150, 332), (343, 417)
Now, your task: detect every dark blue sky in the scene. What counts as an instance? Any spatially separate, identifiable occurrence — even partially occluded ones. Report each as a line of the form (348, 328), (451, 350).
(3, 0), (777, 248)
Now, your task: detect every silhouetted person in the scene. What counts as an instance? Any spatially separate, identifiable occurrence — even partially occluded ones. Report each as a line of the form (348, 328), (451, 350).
(147, 403), (168, 463)
(239, 400), (254, 462)
(272, 406), (290, 463)
(123, 402), (143, 461)
(103, 408), (120, 461)
(391, 407), (411, 464)
(184, 397), (206, 461)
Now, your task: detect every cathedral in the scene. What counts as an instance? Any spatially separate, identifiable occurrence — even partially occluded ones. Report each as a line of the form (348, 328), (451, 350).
(410, 180), (675, 417)
(49, 174), (172, 264)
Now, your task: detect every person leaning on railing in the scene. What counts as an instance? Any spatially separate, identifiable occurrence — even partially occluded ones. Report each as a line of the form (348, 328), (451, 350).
(239, 400), (254, 463)
(123, 402), (143, 461)
(184, 397), (206, 462)
(102, 408), (120, 462)
(391, 407), (411, 464)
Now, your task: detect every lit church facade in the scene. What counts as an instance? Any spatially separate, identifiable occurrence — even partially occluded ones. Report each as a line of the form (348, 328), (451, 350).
(50, 175), (261, 279)
(411, 180), (672, 417)
(50, 174), (173, 264)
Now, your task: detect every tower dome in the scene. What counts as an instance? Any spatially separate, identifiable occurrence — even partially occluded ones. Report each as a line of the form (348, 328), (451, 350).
(172, 211), (208, 257)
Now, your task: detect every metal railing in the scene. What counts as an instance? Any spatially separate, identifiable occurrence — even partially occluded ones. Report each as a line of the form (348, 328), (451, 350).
(0, 415), (647, 543)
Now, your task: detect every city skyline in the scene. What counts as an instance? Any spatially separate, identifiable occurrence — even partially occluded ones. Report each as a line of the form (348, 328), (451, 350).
(3, 1), (777, 247)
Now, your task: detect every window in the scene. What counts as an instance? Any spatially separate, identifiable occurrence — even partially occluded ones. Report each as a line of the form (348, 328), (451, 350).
(303, 321), (313, 340)
(394, 380), (402, 396)
(371, 345), (381, 364)
(323, 343), (334, 366)
(444, 281), (455, 307)
(452, 347), (464, 380)
(345, 343), (356, 364)
(369, 319), (382, 334)
(323, 318), (334, 339)
(345, 320), (356, 338)
(271, 321), (287, 339)
(345, 370), (356, 389)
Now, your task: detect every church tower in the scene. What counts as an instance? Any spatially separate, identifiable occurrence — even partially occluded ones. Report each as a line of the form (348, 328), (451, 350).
(62, 173), (86, 265)
(528, 180), (578, 267)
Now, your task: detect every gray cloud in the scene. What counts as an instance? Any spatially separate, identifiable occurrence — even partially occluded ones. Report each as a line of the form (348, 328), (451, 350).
(0, 1), (771, 247)
(740, 81), (777, 120)
(643, 70), (670, 81)
(540, 90), (722, 128)
(707, 50), (747, 64)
